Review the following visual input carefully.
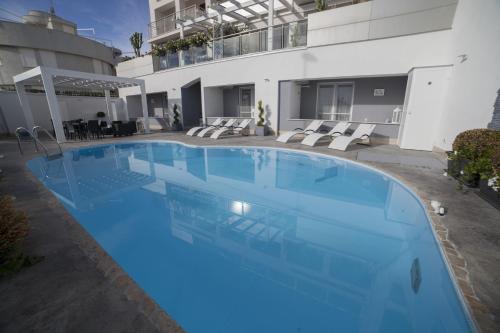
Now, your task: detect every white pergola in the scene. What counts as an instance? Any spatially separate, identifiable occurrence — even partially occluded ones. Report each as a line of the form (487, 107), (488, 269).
(13, 66), (150, 143)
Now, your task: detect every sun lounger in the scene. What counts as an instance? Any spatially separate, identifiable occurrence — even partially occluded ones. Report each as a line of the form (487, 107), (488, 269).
(301, 121), (351, 146)
(276, 120), (324, 143)
(210, 118), (252, 139)
(198, 118), (236, 137)
(186, 118), (223, 136)
(328, 124), (376, 151)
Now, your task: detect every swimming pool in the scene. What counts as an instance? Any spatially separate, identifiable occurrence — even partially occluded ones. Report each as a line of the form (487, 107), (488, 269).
(28, 141), (474, 333)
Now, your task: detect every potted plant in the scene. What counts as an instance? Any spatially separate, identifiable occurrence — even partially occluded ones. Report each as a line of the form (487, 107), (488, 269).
(255, 100), (268, 136)
(96, 111), (106, 119)
(448, 129), (499, 188)
(172, 104), (183, 131)
(479, 146), (500, 209)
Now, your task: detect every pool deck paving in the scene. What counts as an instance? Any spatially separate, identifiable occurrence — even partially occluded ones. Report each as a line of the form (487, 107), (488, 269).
(0, 132), (499, 332)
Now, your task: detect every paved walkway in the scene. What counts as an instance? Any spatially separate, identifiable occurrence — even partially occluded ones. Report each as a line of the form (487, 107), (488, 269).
(1, 133), (499, 332)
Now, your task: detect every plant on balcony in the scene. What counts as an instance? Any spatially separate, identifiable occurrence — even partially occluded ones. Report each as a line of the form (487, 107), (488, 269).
(164, 40), (178, 53)
(175, 39), (191, 51)
(189, 32), (210, 47)
(152, 44), (167, 57)
(130, 32), (144, 57)
(315, 0), (327, 11)
(212, 22), (248, 38)
(448, 129), (500, 189)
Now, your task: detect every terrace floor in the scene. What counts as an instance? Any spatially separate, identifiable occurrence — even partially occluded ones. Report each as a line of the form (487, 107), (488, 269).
(0, 132), (499, 333)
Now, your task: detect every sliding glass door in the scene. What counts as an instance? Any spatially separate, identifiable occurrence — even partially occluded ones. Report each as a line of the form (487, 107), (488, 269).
(239, 87), (253, 118)
(316, 83), (354, 121)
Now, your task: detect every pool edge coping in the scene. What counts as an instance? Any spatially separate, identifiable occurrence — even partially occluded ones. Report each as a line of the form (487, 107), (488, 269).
(23, 168), (187, 333)
(28, 139), (483, 333)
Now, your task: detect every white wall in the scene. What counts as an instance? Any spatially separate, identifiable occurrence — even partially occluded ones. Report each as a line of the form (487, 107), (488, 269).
(307, 0), (457, 47)
(119, 29), (453, 133)
(434, 0), (500, 150)
(0, 91), (122, 134)
(398, 66), (452, 151)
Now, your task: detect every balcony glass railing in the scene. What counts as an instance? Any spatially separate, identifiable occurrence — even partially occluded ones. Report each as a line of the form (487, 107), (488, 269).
(156, 20), (307, 71)
(149, 5), (206, 38)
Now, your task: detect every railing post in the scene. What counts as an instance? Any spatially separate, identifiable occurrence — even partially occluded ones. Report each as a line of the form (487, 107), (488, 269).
(267, 0), (274, 51)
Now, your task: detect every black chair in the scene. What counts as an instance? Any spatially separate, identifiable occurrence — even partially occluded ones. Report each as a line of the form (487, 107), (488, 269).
(88, 120), (101, 139)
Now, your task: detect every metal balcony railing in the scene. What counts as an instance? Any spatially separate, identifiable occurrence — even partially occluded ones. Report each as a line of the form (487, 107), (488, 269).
(149, 5), (206, 38)
(156, 20), (307, 71)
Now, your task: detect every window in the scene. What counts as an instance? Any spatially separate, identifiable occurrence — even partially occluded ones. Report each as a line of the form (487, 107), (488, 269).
(316, 82), (354, 121)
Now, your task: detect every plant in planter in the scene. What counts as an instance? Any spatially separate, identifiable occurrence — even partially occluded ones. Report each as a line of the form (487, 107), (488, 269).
(175, 39), (191, 51)
(255, 100), (267, 136)
(96, 111), (106, 119)
(448, 129), (500, 188)
(189, 32), (209, 48)
(172, 104), (182, 131)
(164, 40), (178, 54)
(151, 44), (167, 57)
(479, 145), (500, 209)
(315, 0), (327, 11)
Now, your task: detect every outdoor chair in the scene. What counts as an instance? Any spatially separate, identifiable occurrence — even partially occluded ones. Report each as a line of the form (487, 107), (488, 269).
(198, 118), (237, 137)
(328, 124), (377, 151)
(301, 121), (351, 146)
(210, 118), (252, 139)
(186, 117), (223, 136)
(276, 120), (324, 143)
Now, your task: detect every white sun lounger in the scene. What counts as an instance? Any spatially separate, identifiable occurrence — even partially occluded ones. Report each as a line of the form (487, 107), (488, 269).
(301, 121), (351, 147)
(210, 118), (252, 139)
(186, 118), (223, 136)
(276, 120), (324, 143)
(328, 124), (377, 151)
(198, 118), (236, 137)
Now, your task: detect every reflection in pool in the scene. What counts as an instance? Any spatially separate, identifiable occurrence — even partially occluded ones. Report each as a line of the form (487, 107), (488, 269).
(27, 142), (474, 333)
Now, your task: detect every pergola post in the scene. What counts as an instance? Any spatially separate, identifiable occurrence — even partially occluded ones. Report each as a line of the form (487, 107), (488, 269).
(267, 0), (274, 51)
(40, 70), (66, 143)
(140, 83), (150, 134)
(104, 89), (112, 122)
(14, 82), (35, 130)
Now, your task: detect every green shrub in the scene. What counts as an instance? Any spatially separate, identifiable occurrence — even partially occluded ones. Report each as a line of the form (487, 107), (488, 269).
(175, 39), (190, 51)
(188, 32), (209, 47)
(257, 100), (265, 126)
(450, 129), (500, 185)
(164, 40), (178, 53)
(0, 196), (39, 275)
(173, 104), (180, 125)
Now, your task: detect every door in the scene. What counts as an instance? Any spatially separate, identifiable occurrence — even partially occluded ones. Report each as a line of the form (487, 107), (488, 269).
(316, 83), (354, 121)
(239, 87), (253, 118)
(398, 67), (451, 151)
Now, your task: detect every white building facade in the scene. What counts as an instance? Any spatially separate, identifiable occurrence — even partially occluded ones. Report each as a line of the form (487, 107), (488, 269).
(117, 0), (500, 151)
(0, 9), (123, 134)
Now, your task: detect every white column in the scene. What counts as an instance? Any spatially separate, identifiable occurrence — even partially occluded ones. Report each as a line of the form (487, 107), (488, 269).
(14, 82), (35, 130)
(180, 25), (185, 39)
(104, 89), (113, 122)
(40, 70), (66, 143)
(267, 0), (274, 51)
(140, 83), (150, 133)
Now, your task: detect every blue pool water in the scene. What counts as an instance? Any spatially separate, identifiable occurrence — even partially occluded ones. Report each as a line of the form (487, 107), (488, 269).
(28, 142), (474, 333)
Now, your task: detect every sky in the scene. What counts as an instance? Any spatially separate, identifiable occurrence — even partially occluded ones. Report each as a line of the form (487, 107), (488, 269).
(0, 0), (150, 55)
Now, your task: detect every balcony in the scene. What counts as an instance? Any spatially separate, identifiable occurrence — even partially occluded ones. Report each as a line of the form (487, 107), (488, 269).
(155, 20), (307, 71)
(149, 5), (206, 39)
